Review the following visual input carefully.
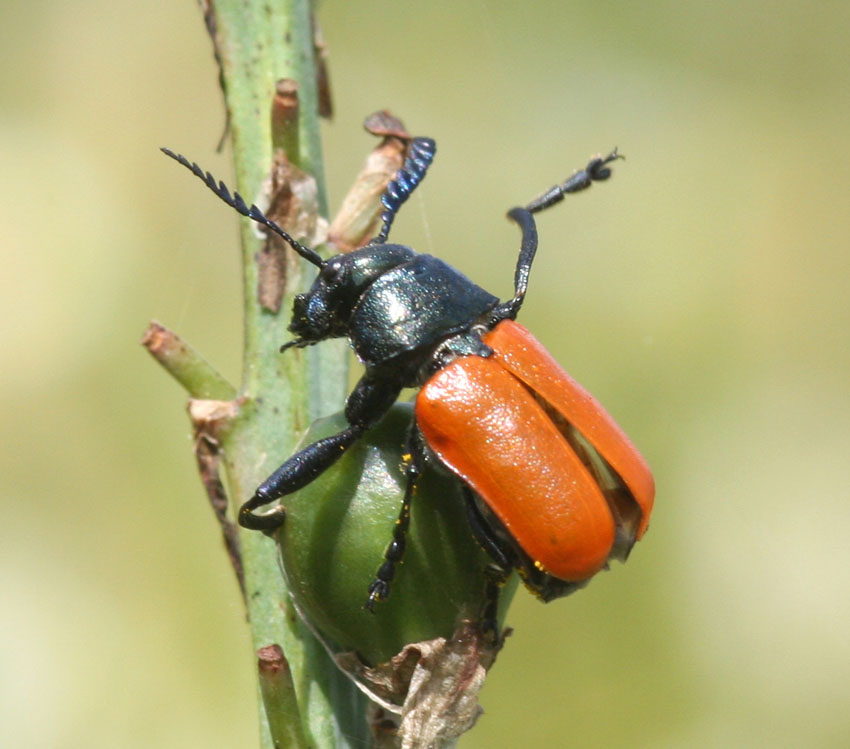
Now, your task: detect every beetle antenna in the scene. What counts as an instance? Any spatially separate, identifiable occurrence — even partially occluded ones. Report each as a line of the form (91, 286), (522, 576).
(161, 147), (325, 268)
(372, 137), (437, 244)
(524, 148), (624, 214)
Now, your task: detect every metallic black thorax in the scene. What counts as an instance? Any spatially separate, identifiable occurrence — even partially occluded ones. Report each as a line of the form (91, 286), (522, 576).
(289, 243), (499, 376)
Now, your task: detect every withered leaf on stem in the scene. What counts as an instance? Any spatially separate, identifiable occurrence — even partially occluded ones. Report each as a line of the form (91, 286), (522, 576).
(336, 622), (507, 749)
(188, 398), (245, 598)
(312, 15), (333, 119)
(256, 152), (324, 312)
(328, 111), (413, 253)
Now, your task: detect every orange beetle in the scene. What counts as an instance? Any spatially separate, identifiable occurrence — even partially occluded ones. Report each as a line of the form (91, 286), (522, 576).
(165, 136), (654, 610)
(417, 318), (654, 600)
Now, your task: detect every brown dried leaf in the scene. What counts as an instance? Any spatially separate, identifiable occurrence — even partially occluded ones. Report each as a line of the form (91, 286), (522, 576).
(364, 110), (410, 140)
(256, 152), (326, 312)
(188, 398), (245, 597)
(337, 622), (506, 748)
(312, 16), (333, 119)
(328, 111), (413, 252)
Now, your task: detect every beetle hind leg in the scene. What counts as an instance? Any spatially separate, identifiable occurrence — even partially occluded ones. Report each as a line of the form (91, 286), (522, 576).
(479, 567), (511, 646)
(463, 487), (514, 571)
(462, 486), (515, 636)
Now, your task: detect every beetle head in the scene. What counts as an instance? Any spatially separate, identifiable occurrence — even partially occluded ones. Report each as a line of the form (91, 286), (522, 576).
(286, 244), (418, 347)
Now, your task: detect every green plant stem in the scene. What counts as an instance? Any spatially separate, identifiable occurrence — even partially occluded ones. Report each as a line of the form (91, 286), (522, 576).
(149, 3), (397, 745)
(198, 1), (364, 747)
(257, 645), (308, 749)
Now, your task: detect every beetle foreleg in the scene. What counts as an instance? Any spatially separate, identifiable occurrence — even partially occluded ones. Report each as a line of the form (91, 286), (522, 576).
(239, 373), (403, 532)
(239, 423), (368, 531)
(490, 207), (539, 322)
(491, 148), (623, 324)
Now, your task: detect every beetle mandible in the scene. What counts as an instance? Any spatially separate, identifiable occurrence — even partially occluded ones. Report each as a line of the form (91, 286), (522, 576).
(162, 137), (654, 612)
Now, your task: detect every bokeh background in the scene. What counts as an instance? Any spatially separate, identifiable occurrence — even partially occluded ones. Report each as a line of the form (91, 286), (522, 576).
(2, 1), (849, 746)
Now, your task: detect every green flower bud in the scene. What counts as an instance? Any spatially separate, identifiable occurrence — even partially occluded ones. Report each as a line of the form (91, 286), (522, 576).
(276, 403), (517, 666)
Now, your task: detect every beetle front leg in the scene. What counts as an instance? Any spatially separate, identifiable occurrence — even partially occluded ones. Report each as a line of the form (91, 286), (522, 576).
(239, 424), (368, 531)
(238, 373), (402, 531)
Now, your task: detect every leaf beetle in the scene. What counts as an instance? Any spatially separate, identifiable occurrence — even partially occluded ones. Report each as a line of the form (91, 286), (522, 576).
(162, 136), (654, 615)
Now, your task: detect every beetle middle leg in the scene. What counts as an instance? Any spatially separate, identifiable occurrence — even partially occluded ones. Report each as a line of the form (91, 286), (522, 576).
(364, 424), (428, 610)
(239, 372), (402, 531)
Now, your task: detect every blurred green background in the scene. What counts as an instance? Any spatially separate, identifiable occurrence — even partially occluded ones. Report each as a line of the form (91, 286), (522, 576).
(2, 0), (849, 746)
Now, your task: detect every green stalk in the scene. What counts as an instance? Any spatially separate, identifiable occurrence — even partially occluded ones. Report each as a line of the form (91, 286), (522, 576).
(150, 1), (368, 746)
(208, 2), (368, 746)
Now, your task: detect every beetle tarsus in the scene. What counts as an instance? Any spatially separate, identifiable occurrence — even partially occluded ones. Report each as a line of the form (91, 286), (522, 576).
(364, 578), (390, 612)
(238, 496), (287, 532)
(279, 337), (312, 353)
(524, 147), (624, 214)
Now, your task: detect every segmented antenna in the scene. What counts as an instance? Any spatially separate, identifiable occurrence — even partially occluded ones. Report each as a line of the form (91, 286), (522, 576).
(161, 147), (325, 268)
(525, 148), (624, 214)
(372, 137), (437, 244)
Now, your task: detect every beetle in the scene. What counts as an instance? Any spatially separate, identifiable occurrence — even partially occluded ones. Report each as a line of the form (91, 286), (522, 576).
(162, 136), (654, 612)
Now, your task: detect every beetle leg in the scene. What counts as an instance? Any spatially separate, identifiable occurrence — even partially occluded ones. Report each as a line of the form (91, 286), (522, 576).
(239, 424), (367, 531)
(238, 373), (402, 532)
(371, 137), (437, 244)
(480, 567), (510, 645)
(524, 147), (624, 214)
(364, 425), (427, 610)
(462, 487), (514, 639)
(491, 207), (539, 322)
(491, 148), (623, 323)
(462, 487), (514, 571)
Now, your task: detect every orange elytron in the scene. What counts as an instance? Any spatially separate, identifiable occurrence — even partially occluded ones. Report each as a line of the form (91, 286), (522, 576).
(417, 319), (654, 600)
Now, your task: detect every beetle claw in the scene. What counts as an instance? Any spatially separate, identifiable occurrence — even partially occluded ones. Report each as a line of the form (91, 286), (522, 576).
(364, 580), (389, 613)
